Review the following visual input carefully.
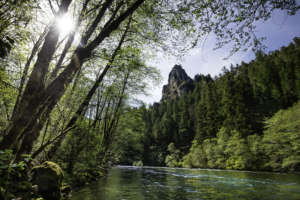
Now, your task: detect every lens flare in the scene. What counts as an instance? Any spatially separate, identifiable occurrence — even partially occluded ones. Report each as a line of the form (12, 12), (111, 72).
(56, 14), (75, 36)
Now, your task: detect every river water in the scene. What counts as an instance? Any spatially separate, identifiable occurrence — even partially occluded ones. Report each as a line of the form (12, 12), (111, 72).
(71, 166), (300, 200)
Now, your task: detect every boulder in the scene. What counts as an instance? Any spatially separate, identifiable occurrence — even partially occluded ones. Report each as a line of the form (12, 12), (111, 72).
(31, 161), (63, 200)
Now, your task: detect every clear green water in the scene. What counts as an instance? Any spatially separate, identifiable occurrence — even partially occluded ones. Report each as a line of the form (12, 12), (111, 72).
(71, 166), (300, 200)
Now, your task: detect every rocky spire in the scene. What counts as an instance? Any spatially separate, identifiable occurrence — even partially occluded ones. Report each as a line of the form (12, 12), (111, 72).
(161, 65), (193, 101)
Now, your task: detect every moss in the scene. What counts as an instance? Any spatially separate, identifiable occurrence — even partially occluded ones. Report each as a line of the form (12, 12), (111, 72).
(32, 161), (64, 200)
(35, 161), (64, 178)
(61, 184), (71, 192)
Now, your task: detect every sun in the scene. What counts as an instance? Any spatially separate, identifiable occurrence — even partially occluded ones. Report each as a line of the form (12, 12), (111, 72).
(56, 14), (75, 36)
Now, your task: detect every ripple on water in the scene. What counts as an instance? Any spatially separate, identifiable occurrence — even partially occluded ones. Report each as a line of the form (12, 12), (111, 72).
(71, 166), (300, 200)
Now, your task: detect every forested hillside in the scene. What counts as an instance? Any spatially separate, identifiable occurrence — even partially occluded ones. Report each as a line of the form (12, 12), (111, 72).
(113, 38), (300, 172)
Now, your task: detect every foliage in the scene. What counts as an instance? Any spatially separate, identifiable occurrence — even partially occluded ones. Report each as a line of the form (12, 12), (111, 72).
(0, 67), (17, 132)
(112, 107), (146, 165)
(262, 101), (300, 171)
(180, 101), (300, 172)
(132, 160), (143, 167)
(165, 143), (182, 168)
(184, 0), (299, 55)
(53, 118), (105, 186)
(0, 150), (32, 200)
(116, 39), (300, 172)
(182, 140), (206, 168)
(0, 0), (38, 57)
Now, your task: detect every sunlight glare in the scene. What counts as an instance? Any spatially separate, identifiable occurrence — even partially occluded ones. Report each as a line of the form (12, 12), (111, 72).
(56, 14), (75, 36)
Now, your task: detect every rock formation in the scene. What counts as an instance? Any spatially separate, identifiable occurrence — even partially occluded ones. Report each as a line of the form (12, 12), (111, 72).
(161, 65), (194, 101)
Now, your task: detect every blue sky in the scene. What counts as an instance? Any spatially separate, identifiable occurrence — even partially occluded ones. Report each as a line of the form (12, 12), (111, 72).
(138, 10), (300, 105)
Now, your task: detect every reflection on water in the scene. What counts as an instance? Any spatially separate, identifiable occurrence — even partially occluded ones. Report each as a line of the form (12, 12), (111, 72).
(71, 166), (300, 200)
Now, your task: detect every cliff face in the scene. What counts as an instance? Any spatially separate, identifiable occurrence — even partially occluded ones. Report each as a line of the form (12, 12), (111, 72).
(161, 65), (194, 101)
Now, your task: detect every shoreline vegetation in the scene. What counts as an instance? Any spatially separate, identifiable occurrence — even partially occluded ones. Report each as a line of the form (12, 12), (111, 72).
(114, 39), (300, 173)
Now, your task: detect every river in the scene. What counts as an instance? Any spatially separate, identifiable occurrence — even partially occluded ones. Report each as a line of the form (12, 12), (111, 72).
(71, 166), (300, 200)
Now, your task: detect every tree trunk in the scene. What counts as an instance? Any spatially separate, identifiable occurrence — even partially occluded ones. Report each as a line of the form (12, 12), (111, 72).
(46, 17), (131, 159)
(0, 0), (145, 163)
(11, 28), (48, 120)
(0, 0), (73, 151)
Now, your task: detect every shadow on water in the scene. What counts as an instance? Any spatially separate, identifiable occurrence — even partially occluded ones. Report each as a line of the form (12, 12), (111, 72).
(71, 166), (300, 200)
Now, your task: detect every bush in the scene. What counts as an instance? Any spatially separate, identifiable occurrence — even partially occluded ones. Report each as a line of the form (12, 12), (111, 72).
(262, 101), (300, 171)
(182, 140), (207, 168)
(0, 150), (32, 199)
(165, 143), (182, 168)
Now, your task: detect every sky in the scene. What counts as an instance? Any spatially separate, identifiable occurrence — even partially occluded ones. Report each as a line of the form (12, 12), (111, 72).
(137, 10), (300, 105)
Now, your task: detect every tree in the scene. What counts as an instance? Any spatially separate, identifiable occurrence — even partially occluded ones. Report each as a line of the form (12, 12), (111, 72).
(43, 16), (134, 160)
(0, 0), (146, 157)
(188, 0), (299, 55)
(224, 130), (253, 170)
(182, 140), (207, 168)
(151, 38), (300, 171)
(262, 101), (300, 172)
(1, 0), (299, 163)
(0, 0), (38, 58)
(111, 107), (145, 165)
(165, 142), (181, 167)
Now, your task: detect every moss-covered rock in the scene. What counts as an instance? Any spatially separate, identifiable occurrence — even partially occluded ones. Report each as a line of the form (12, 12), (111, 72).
(32, 161), (63, 200)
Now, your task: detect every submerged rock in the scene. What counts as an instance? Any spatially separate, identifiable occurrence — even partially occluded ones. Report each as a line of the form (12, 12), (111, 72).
(31, 161), (63, 200)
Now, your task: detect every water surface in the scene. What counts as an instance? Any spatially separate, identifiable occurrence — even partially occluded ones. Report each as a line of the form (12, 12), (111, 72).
(71, 166), (300, 200)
